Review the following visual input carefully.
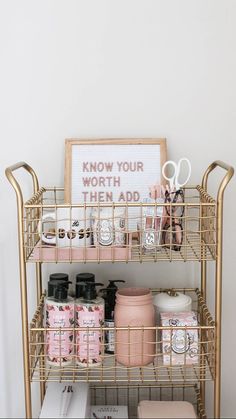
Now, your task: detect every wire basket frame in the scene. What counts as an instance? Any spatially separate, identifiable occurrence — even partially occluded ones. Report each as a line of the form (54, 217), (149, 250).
(6, 160), (234, 419)
(30, 288), (215, 384)
(24, 186), (216, 263)
(90, 383), (207, 419)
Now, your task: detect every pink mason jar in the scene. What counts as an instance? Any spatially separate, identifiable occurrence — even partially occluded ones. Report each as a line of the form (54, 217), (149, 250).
(114, 288), (155, 367)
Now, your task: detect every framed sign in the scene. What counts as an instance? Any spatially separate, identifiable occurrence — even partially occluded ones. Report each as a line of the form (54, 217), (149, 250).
(64, 138), (167, 204)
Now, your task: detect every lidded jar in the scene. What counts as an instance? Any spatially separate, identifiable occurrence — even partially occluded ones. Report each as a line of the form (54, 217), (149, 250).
(114, 288), (155, 367)
(153, 289), (192, 315)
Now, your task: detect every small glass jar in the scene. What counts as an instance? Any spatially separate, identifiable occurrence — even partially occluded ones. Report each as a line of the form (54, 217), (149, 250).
(91, 207), (126, 247)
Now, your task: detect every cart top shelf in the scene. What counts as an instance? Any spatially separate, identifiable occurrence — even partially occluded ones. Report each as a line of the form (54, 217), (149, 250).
(5, 161), (234, 264)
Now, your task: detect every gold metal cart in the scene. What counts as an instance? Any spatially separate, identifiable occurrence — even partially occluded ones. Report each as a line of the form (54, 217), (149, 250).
(5, 160), (234, 419)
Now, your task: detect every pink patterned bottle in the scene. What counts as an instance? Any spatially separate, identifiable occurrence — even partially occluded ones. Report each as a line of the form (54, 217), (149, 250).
(45, 283), (74, 367)
(75, 282), (104, 367)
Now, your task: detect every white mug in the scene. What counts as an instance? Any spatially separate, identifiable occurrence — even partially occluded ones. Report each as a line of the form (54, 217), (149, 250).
(38, 208), (91, 247)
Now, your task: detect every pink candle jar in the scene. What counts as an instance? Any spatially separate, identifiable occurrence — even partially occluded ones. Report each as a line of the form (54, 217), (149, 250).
(114, 288), (155, 367)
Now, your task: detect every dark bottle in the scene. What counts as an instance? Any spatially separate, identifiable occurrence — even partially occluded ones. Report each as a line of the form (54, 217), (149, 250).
(75, 272), (95, 299)
(101, 280), (125, 354)
(47, 273), (69, 297)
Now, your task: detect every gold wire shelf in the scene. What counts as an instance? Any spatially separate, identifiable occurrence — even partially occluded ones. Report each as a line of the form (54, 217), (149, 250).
(24, 185), (216, 263)
(91, 383), (207, 419)
(30, 288), (215, 384)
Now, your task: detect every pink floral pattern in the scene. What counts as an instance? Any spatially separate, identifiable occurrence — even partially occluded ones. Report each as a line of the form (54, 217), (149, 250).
(75, 303), (104, 365)
(46, 302), (74, 365)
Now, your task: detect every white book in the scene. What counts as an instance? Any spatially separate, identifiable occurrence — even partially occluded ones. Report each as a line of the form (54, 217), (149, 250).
(91, 405), (128, 418)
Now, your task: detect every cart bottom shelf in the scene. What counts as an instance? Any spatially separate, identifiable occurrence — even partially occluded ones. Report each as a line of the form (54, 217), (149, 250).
(90, 383), (206, 419)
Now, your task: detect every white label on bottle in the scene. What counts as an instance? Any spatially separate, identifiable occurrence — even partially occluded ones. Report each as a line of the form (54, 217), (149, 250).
(105, 320), (115, 352)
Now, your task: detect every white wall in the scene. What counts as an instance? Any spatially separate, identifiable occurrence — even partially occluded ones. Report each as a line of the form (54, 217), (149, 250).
(0, 0), (236, 417)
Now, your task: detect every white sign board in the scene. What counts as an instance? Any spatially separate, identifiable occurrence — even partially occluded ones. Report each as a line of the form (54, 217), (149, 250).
(65, 139), (167, 207)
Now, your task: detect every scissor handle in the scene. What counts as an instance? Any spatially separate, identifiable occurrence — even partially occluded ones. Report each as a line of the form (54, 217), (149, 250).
(162, 158), (191, 190)
(175, 158), (191, 189)
(162, 160), (177, 190)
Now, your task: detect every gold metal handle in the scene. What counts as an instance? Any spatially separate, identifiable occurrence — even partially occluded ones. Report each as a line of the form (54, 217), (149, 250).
(202, 160), (234, 203)
(5, 161), (39, 204)
(5, 162), (40, 418)
(201, 160), (234, 418)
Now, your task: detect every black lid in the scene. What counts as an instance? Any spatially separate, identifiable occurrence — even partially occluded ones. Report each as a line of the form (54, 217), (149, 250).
(50, 273), (69, 282)
(77, 282), (103, 300)
(107, 280), (125, 290)
(48, 273), (69, 297)
(48, 280), (71, 299)
(53, 281), (69, 301)
(101, 280), (125, 308)
(76, 273), (95, 283)
(76, 273), (95, 298)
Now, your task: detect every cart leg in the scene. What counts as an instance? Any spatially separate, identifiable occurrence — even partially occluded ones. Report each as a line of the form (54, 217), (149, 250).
(200, 160), (234, 418)
(214, 202), (223, 419)
(200, 256), (206, 408)
(36, 262), (46, 405)
(18, 228), (32, 417)
(200, 196), (207, 408)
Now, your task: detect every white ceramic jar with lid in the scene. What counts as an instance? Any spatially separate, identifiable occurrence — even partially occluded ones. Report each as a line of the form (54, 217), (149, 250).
(153, 289), (192, 315)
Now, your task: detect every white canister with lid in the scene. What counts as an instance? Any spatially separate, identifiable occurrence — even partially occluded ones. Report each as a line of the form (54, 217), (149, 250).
(153, 289), (192, 319)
